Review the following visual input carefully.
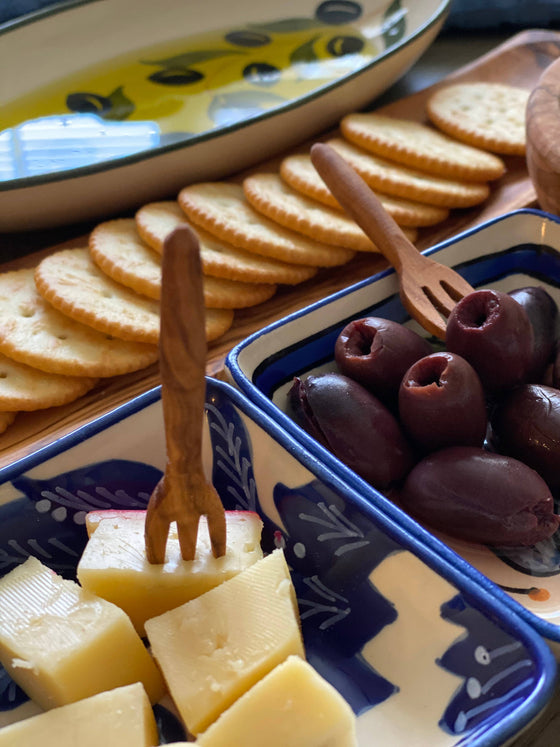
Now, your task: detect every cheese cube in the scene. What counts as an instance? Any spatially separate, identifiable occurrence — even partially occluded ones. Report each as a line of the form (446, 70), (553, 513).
(0, 683), (158, 747)
(0, 556), (164, 709)
(145, 549), (305, 735)
(78, 509), (263, 634)
(196, 656), (357, 746)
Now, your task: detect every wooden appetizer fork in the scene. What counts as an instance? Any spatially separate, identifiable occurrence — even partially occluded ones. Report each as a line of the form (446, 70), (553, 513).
(310, 142), (475, 339)
(145, 225), (226, 565)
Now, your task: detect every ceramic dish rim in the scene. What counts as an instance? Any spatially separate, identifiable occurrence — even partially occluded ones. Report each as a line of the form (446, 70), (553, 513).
(0, 375), (556, 745)
(0, 0), (451, 191)
(225, 206), (560, 644)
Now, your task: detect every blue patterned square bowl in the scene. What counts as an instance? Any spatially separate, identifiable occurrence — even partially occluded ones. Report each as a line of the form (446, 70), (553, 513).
(0, 376), (556, 745)
(226, 208), (560, 653)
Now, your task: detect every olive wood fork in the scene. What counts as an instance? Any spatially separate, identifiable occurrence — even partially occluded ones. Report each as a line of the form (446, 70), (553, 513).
(310, 142), (475, 339)
(145, 225), (226, 564)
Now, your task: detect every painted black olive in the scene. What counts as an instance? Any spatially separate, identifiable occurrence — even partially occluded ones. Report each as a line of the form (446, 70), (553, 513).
(225, 30), (272, 47)
(326, 35), (364, 56)
(315, 0), (362, 25)
(66, 92), (113, 115)
(148, 68), (204, 86)
(242, 62), (281, 86)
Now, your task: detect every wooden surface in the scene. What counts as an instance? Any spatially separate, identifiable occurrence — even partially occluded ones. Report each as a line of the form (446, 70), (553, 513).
(0, 27), (559, 475)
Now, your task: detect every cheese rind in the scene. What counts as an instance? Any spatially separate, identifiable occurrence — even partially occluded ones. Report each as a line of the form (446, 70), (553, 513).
(0, 556), (164, 709)
(78, 509), (263, 634)
(196, 656), (357, 747)
(145, 549), (305, 735)
(0, 683), (158, 747)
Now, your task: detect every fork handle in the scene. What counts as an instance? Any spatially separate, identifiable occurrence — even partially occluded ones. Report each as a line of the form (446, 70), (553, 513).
(159, 225), (207, 471)
(310, 142), (425, 274)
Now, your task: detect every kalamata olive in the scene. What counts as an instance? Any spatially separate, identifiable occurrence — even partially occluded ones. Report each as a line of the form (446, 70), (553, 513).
(289, 372), (415, 489)
(398, 352), (487, 452)
(334, 317), (432, 403)
(509, 286), (559, 382)
(400, 446), (559, 546)
(553, 346), (560, 389)
(490, 383), (560, 490)
(446, 289), (534, 393)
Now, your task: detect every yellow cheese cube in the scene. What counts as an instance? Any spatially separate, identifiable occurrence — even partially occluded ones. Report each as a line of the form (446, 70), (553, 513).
(0, 683), (158, 747)
(145, 549), (305, 735)
(0, 556), (164, 709)
(77, 509), (263, 634)
(196, 656), (357, 747)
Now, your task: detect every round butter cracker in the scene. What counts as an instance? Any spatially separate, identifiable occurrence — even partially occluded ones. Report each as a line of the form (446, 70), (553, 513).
(178, 182), (355, 267)
(35, 248), (161, 345)
(0, 351), (98, 411)
(280, 153), (450, 225)
(136, 201), (318, 286)
(0, 268), (159, 378)
(89, 219), (162, 300)
(340, 112), (506, 181)
(325, 138), (490, 208)
(426, 82), (530, 156)
(91, 218), (277, 308)
(243, 172), (379, 252)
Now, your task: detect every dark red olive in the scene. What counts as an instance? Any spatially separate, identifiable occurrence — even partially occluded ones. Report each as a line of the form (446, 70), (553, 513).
(288, 372), (415, 489)
(446, 289), (534, 393)
(553, 347), (560, 389)
(334, 317), (432, 403)
(398, 352), (487, 452)
(509, 286), (559, 382)
(400, 446), (559, 546)
(490, 384), (560, 490)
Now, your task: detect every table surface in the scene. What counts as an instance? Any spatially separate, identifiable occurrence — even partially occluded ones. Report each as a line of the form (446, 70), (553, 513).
(2, 25), (560, 745)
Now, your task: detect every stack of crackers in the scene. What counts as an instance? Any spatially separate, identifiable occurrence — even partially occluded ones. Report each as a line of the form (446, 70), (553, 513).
(0, 81), (529, 438)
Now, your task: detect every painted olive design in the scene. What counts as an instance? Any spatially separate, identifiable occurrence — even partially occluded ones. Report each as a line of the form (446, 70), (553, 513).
(242, 62), (282, 86)
(315, 0), (362, 25)
(147, 68), (204, 86)
(326, 34), (365, 56)
(66, 92), (113, 115)
(224, 30), (272, 47)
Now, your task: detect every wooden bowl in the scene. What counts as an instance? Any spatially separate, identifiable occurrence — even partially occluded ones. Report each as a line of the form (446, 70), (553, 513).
(526, 56), (560, 216)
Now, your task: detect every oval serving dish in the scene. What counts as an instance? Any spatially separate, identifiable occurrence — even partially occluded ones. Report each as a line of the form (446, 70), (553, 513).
(0, 0), (450, 231)
(226, 208), (560, 654)
(0, 377), (555, 745)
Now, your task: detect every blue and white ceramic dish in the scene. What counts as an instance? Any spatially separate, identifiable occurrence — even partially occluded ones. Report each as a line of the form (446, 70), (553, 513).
(226, 208), (560, 653)
(0, 377), (555, 745)
(0, 0), (450, 232)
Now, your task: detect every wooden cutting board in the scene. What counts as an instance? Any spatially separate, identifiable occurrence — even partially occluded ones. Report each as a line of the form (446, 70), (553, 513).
(1, 28), (559, 469)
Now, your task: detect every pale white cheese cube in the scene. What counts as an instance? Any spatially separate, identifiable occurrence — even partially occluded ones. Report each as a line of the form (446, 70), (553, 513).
(78, 509), (263, 634)
(0, 683), (158, 747)
(145, 549), (305, 735)
(0, 556), (164, 709)
(196, 655), (357, 747)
